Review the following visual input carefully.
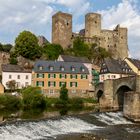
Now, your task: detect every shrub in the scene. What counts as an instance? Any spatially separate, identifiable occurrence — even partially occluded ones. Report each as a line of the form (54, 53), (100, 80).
(69, 98), (84, 109)
(0, 94), (21, 110)
(59, 85), (68, 101)
(22, 86), (46, 109)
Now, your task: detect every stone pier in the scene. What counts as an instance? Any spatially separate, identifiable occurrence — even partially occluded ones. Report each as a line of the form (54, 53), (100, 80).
(123, 76), (140, 122)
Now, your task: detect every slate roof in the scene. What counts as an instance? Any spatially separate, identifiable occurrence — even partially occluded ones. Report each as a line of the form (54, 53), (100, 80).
(33, 60), (89, 74)
(60, 55), (91, 63)
(100, 58), (135, 74)
(127, 58), (140, 70)
(1, 64), (32, 73)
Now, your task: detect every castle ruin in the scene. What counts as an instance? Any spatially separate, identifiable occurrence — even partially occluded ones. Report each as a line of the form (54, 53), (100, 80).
(52, 11), (128, 60)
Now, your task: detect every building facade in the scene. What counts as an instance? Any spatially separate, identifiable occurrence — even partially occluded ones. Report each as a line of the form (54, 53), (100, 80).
(2, 64), (32, 89)
(99, 58), (135, 83)
(32, 60), (90, 97)
(52, 11), (128, 60)
(125, 58), (140, 75)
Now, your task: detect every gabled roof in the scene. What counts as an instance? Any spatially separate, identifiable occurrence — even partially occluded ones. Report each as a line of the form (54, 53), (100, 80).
(100, 58), (135, 74)
(59, 55), (91, 63)
(127, 58), (140, 70)
(33, 60), (89, 74)
(1, 64), (32, 73)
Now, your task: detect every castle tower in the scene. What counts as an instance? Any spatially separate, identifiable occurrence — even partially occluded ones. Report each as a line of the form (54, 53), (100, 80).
(114, 25), (128, 60)
(52, 11), (72, 49)
(85, 13), (101, 37)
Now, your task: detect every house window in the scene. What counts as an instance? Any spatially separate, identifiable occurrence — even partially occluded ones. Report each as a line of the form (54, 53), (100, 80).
(49, 89), (54, 94)
(81, 74), (87, 79)
(9, 75), (12, 79)
(26, 75), (29, 79)
(17, 75), (20, 79)
(70, 82), (78, 87)
(48, 74), (56, 78)
(59, 82), (66, 87)
(71, 89), (76, 93)
(60, 74), (66, 79)
(36, 81), (44, 87)
(70, 74), (77, 79)
(16, 82), (20, 88)
(48, 81), (56, 87)
(37, 74), (44, 78)
(25, 82), (29, 87)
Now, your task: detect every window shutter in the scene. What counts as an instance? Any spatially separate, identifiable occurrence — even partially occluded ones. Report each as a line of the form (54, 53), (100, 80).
(54, 82), (56, 87)
(36, 81), (39, 86)
(48, 81), (50, 87)
(42, 82), (44, 87)
(70, 82), (72, 87)
(37, 74), (39, 78)
(48, 74), (50, 78)
(76, 75), (77, 79)
(65, 74), (67, 79)
(43, 74), (44, 78)
(86, 75), (88, 79)
(59, 82), (61, 87)
(60, 74), (62, 78)
(70, 75), (72, 79)
(54, 74), (56, 78)
(76, 82), (78, 87)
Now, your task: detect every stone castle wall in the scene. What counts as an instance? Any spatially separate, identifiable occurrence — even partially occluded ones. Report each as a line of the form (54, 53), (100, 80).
(52, 11), (128, 60)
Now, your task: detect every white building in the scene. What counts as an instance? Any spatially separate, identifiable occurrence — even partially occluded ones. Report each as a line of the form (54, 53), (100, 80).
(99, 58), (135, 83)
(2, 64), (32, 89)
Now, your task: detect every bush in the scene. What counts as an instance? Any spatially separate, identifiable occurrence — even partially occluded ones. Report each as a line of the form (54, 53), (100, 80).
(22, 86), (46, 109)
(69, 98), (84, 109)
(0, 94), (21, 110)
(59, 85), (68, 101)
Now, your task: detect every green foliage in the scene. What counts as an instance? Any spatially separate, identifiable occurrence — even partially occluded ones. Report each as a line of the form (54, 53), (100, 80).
(0, 43), (13, 52)
(69, 98), (84, 109)
(9, 57), (18, 64)
(2, 44), (13, 52)
(89, 43), (112, 64)
(6, 80), (16, 91)
(83, 98), (98, 104)
(59, 85), (68, 101)
(0, 94), (21, 110)
(72, 37), (90, 57)
(15, 31), (41, 60)
(22, 86), (46, 109)
(42, 43), (63, 60)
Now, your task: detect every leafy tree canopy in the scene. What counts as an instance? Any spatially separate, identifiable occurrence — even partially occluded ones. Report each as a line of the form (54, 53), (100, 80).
(15, 31), (41, 60)
(42, 43), (63, 60)
(0, 43), (13, 52)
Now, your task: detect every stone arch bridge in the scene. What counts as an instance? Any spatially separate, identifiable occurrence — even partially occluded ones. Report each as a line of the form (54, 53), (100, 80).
(95, 76), (136, 110)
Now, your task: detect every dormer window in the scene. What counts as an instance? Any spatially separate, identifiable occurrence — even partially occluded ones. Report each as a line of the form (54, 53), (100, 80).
(49, 66), (54, 71)
(60, 66), (65, 71)
(81, 67), (85, 72)
(38, 66), (43, 70)
(71, 66), (75, 72)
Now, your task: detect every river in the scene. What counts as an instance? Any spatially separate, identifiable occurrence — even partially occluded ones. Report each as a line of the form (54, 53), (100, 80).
(0, 111), (140, 140)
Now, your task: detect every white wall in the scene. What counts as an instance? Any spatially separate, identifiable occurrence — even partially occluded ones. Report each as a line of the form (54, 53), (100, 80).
(2, 72), (32, 89)
(99, 73), (121, 82)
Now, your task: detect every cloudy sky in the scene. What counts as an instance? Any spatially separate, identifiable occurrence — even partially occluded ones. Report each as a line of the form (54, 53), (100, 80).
(0, 0), (140, 58)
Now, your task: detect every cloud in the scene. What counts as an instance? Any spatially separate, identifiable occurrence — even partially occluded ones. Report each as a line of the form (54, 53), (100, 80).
(98, 0), (140, 58)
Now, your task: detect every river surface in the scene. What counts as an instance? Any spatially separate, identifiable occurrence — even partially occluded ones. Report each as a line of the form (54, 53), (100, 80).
(0, 111), (140, 140)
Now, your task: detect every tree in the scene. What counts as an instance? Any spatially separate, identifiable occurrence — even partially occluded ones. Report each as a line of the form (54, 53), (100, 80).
(22, 86), (46, 109)
(0, 43), (3, 51)
(59, 85), (68, 101)
(2, 44), (13, 52)
(15, 31), (41, 60)
(72, 37), (90, 58)
(42, 43), (63, 60)
(6, 80), (16, 92)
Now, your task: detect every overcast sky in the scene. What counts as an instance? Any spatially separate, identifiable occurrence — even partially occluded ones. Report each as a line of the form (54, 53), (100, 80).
(0, 0), (140, 58)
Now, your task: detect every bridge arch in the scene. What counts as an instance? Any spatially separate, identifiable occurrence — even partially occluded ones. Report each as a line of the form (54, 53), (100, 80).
(114, 84), (132, 110)
(96, 90), (103, 102)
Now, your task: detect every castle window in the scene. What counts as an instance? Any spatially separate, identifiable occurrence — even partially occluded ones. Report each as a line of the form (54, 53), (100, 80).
(38, 66), (43, 70)
(60, 66), (65, 71)
(95, 21), (97, 24)
(71, 66), (75, 72)
(67, 22), (69, 26)
(49, 66), (54, 71)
